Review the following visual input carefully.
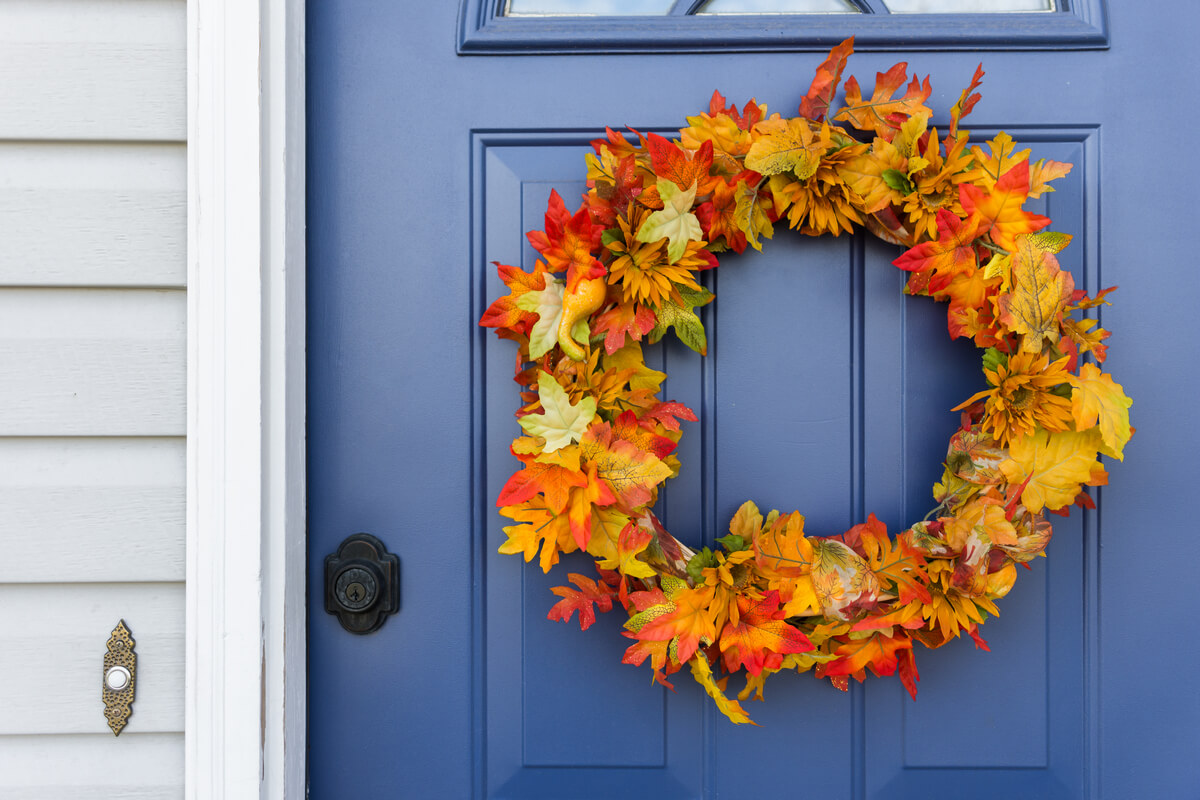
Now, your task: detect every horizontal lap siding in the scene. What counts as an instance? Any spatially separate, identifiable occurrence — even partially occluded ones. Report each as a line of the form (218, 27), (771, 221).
(0, 0), (186, 795)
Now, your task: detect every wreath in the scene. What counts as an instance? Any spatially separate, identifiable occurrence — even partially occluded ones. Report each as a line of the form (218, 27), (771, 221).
(480, 38), (1131, 725)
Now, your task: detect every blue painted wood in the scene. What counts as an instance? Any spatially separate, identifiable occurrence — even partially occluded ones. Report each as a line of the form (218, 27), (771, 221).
(458, 0), (1107, 53)
(308, 2), (1200, 796)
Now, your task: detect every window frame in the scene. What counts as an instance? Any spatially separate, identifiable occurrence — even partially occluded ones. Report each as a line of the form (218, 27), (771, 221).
(458, 0), (1107, 54)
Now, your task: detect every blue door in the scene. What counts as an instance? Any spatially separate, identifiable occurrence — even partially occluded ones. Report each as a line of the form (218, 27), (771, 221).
(307, 3), (1200, 797)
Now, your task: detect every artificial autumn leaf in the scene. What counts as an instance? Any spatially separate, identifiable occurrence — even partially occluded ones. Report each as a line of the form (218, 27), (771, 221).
(565, 463), (617, 550)
(611, 410), (677, 460)
(1028, 159), (1073, 198)
(745, 117), (823, 179)
(497, 446), (588, 514)
(959, 161), (1050, 251)
(519, 371), (598, 451)
(892, 208), (981, 294)
(1068, 362), (1133, 459)
(690, 655), (756, 725)
(514, 278), (565, 359)
(733, 180), (775, 251)
(527, 189), (605, 292)
(696, 177), (747, 253)
(580, 421), (674, 511)
(835, 63), (932, 139)
(590, 300), (657, 355)
(636, 178), (703, 264)
(609, 522), (654, 578)
(648, 299), (705, 356)
(999, 428), (1105, 513)
(645, 133), (718, 195)
(837, 139), (907, 214)
(585, 504), (633, 569)
(719, 591), (814, 675)
(547, 572), (616, 631)
(997, 233), (1075, 353)
(498, 500), (577, 572)
(852, 514), (931, 604)
(640, 400), (698, 433)
(753, 510), (813, 577)
(729, 500), (764, 542)
(625, 580), (717, 665)
(944, 427), (1007, 485)
(799, 36), (854, 122)
(479, 261), (548, 336)
(948, 64), (984, 140)
(823, 629), (914, 679)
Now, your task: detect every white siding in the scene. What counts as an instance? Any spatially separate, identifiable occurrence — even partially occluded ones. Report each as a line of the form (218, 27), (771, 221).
(0, 0), (186, 795)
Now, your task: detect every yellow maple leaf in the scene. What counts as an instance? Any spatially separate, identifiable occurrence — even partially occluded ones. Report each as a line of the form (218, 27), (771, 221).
(1000, 428), (1105, 513)
(997, 234), (1074, 352)
(1069, 362), (1133, 459)
(745, 117), (824, 179)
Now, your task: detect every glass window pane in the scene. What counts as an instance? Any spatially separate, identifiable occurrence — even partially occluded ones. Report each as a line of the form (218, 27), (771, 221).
(884, 0), (1052, 12)
(697, 0), (859, 12)
(504, 0), (675, 15)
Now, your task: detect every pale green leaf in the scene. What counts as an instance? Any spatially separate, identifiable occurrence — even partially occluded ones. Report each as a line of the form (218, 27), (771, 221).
(515, 279), (564, 359)
(636, 178), (702, 264)
(518, 371), (598, 452)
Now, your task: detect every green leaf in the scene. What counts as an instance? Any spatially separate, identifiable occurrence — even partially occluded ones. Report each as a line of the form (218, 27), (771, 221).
(981, 346), (1007, 378)
(518, 371), (598, 452)
(881, 169), (915, 196)
(686, 547), (717, 583)
(514, 279), (565, 359)
(649, 298), (707, 355)
(716, 534), (746, 552)
(601, 227), (624, 247)
(678, 284), (715, 308)
(636, 178), (702, 264)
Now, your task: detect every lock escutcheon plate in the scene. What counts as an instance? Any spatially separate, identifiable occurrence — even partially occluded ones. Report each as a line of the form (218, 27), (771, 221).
(324, 533), (400, 634)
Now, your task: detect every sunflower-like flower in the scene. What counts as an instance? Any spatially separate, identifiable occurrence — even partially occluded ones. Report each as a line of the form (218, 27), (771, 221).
(761, 123), (869, 237)
(900, 131), (973, 242)
(606, 206), (705, 308)
(954, 351), (1074, 447)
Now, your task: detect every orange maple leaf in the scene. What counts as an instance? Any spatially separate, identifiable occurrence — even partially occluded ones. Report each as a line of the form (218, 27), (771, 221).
(645, 133), (719, 195)
(590, 300), (656, 355)
(580, 421), (673, 511)
(718, 591), (814, 675)
(835, 63), (932, 139)
(959, 161), (1050, 251)
(892, 208), (981, 294)
(624, 580), (718, 665)
(753, 511), (813, 577)
(823, 630), (914, 680)
(526, 189), (605, 292)
(799, 36), (854, 122)
(497, 447), (588, 514)
(479, 260), (548, 335)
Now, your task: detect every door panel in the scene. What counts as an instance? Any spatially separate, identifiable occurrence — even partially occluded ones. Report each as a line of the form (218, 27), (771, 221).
(309, 3), (1200, 797)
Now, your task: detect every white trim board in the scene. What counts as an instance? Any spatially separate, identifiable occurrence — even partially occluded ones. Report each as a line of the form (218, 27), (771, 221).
(186, 0), (306, 797)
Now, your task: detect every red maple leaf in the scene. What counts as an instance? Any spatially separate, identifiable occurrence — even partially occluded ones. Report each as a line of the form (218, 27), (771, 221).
(892, 209), (982, 294)
(547, 572), (617, 631)
(718, 591), (813, 675)
(526, 189), (605, 292)
(799, 36), (854, 122)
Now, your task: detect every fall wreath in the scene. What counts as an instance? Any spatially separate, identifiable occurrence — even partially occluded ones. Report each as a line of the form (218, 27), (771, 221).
(480, 38), (1131, 724)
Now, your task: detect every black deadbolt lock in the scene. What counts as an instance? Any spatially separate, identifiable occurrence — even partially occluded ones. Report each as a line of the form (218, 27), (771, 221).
(325, 533), (400, 634)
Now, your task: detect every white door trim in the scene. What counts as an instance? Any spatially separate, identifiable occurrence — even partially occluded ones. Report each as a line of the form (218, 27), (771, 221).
(186, 0), (306, 797)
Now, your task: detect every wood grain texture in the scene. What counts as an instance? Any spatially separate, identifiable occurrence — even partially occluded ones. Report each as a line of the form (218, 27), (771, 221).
(0, 143), (186, 287)
(0, 437), (184, 582)
(0, 288), (185, 435)
(0, 733), (182, 798)
(0, 582), (183, 734)
(0, 0), (185, 141)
